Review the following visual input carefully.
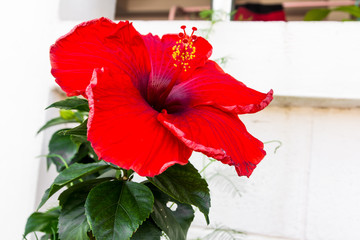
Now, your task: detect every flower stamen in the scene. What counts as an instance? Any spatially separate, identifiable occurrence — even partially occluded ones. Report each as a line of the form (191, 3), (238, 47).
(172, 25), (198, 72)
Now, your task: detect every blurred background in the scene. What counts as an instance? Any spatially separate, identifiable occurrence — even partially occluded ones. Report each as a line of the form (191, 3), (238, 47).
(1, 0), (360, 239)
(59, 0), (360, 21)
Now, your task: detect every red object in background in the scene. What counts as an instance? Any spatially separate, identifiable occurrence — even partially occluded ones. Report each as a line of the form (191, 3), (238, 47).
(234, 3), (286, 21)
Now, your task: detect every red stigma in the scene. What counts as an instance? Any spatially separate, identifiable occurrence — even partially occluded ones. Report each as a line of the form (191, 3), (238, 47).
(177, 25), (198, 43)
(191, 27), (197, 32)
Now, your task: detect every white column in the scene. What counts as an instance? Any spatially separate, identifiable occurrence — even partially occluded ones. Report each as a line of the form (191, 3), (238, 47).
(211, 0), (233, 21)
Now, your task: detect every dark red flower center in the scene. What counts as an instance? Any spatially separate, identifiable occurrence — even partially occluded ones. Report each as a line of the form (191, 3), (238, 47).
(147, 26), (198, 113)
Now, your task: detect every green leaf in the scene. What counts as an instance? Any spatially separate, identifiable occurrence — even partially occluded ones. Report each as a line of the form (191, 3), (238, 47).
(58, 193), (89, 240)
(69, 138), (99, 162)
(148, 163), (210, 224)
(37, 117), (78, 134)
(60, 119), (88, 137)
(148, 184), (194, 240)
(38, 161), (109, 209)
(130, 218), (162, 240)
(304, 8), (331, 21)
(199, 9), (214, 20)
(60, 109), (76, 120)
(46, 97), (89, 112)
(70, 143), (92, 164)
(85, 181), (154, 240)
(24, 207), (60, 237)
(58, 178), (113, 206)
(47, 130), (79, 171)
(58, 178), (112, 240)
(60, 109), (86, 122)
(70, 135), (88, 144)
(334, 5), (360, 18)
(64, 122), (98, 161)
(74, 111), (86, 122)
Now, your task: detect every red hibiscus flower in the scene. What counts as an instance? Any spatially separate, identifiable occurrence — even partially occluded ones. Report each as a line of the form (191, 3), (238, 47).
(50, 18), (273, 177)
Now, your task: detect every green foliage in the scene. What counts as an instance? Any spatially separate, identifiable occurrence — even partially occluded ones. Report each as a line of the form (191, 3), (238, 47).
(148, 163), (210, 224)
(47, 130), (79, 171)
(38, 100), (87, 135)
(304, 9), (331, 21)
(58, 190), (91, 240)
(38, 161), (110, 209)
(27, 97), (218, 240)
(60, 119), (88, 137)
(47, 130), (79, 172)
(58, 179), (111, 240)
(199, 9), (214, 20)
(59, 109), (77, 120)
(46, 97), (89, 112)
(38, 97), (89, 137)
(24, 207), (60, 238)
(304, 5), (360, 21)
(130, 218), (162, 240)
(69, 142), (93, 165)
(85, 181), (154, 240)
(149, 184), (194, 240)
(335, 5), (360, 17)
(37, 117), (78, 134)
(45, 118), (99, 171)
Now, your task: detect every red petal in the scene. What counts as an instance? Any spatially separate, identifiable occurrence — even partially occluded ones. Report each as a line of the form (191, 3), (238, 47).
(86, 68), (192, 177)
(166, 60), (273, 114)
(51, 18), (150, 97)
(158, 106), (266, 177)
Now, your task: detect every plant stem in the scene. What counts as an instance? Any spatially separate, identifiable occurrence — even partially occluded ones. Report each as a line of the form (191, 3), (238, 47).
(199, 158), (216, 174)
(263, 140), (282, 153)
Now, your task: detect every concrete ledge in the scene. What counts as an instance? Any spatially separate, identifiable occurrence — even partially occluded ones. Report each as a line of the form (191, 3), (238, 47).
(271, 95), (360, 109)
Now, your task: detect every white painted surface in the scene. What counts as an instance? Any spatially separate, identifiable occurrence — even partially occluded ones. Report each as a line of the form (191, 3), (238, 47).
(58, 0), (116, 20)
(189, 107), (360, 240)
(306, 109), (360, 240)
(0, 0), (58, 239)
(1, 1), (360, 239)
(212, 0), (233, 21)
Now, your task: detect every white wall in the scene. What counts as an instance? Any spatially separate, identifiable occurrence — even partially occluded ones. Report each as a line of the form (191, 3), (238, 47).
(1, 1), (360, 239)
(189, 106), (360, 240)
(0, 0), (59, 239)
